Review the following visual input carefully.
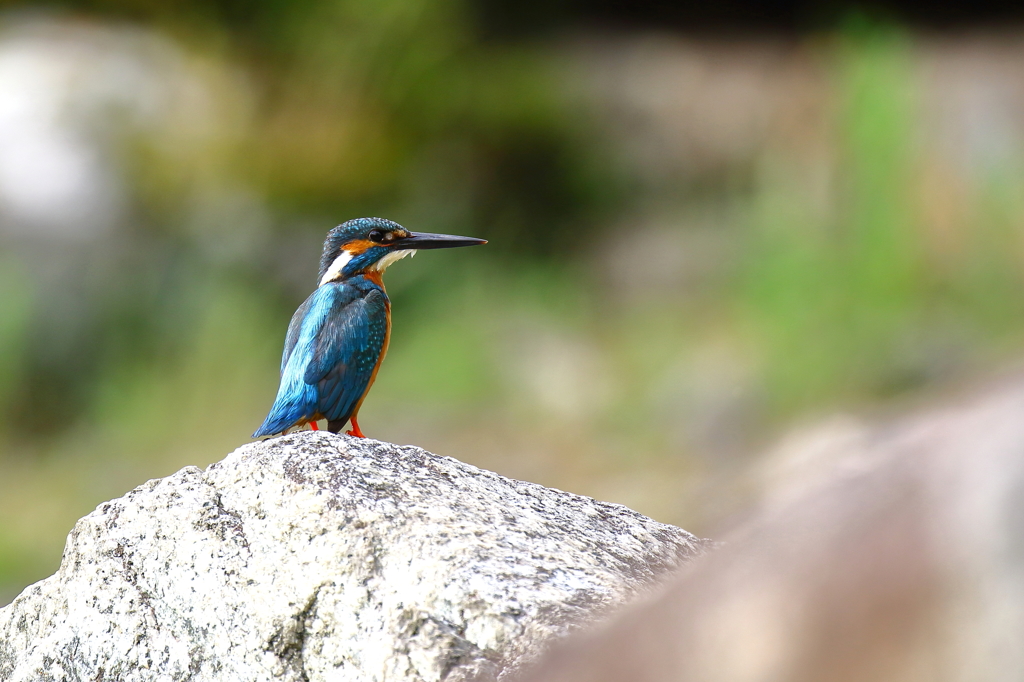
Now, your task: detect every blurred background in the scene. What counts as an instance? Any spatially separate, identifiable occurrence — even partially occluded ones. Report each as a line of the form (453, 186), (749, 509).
(4, 0), (1024, 604)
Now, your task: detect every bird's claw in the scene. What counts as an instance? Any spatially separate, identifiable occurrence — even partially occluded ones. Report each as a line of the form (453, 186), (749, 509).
(346, 416), (366, 438)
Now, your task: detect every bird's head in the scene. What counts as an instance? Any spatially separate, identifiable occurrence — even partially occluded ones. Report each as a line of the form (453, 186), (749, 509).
(318, 217), (486, 286)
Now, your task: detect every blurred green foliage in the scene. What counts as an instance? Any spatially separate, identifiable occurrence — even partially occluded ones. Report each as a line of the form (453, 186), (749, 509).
(3, 4), (1024, 605)
(743, 29), (926, 410)
(744, 29), (1024, 414)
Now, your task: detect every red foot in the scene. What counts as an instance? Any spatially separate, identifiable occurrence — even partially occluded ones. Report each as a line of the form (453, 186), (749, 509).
(309, 421), (319, 431)
(346, 415), (366, 438)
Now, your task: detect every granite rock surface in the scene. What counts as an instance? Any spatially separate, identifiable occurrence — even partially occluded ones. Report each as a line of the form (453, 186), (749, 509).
(0, 432), (703, 682)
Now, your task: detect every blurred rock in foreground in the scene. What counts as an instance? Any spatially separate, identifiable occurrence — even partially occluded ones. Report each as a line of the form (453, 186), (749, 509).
(517, 374), (1024, 682)
(0, 433), (703, 682)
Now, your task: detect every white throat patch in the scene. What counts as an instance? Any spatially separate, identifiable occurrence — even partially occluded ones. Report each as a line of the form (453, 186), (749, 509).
(370, 249), (416, 272)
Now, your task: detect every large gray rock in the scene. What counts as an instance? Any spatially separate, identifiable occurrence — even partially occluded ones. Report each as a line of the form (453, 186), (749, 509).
(0, 432), (703, 682)
(516, 374), (1024, 682)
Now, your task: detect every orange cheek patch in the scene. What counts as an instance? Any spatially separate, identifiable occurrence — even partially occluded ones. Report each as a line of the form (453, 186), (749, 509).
(343, 239), (376, 255)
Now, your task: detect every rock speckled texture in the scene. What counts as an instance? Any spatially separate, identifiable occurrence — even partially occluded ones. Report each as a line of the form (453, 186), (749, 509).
(0, 432), (703, 681)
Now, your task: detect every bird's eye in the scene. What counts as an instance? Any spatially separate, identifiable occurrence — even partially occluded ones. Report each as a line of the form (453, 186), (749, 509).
(368, 229), (384, 243)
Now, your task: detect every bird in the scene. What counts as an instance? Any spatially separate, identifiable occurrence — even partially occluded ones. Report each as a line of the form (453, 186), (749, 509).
(253, 217), (486, 439)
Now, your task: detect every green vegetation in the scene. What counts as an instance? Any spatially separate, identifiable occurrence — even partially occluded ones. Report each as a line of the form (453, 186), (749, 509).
(2, 7), (1024, 602)
(744, 31), (1024, 413)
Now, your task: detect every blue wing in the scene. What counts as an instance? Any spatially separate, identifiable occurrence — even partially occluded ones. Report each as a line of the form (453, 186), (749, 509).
(280, 301), (305, 375)
(306, 287), (388, 424)
(252, 281), (388, 437)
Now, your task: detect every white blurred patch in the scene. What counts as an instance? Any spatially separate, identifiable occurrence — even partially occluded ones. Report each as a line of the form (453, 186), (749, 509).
(502, 319), (613, 420)
(0, 20), (246, 241)
(0, 35), (121, 237)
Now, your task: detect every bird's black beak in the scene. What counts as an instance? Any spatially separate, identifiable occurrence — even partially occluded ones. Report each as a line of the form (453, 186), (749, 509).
(391, 232), (487, 250)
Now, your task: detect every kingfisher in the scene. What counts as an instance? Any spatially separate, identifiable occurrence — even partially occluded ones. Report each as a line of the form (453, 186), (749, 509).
(253, 217), (486, 439)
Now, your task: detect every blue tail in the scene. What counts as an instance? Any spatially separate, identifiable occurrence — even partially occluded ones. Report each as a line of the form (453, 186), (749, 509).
(252, 379), (318, 437)
(252, 408), (304, 438)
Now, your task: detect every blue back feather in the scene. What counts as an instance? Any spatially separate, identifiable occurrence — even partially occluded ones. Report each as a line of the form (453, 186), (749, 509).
(252, 276), (389, 437)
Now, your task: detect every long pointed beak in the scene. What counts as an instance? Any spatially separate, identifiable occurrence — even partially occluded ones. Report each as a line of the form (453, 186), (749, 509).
(391, 232), (487, 250)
